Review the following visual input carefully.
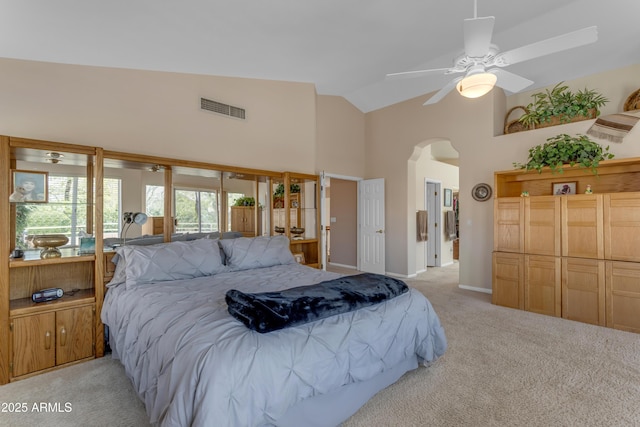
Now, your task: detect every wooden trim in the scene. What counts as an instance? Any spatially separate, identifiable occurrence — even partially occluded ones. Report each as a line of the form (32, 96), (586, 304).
(164, 167), (173, 240)
(94, 148), (104, 357)
(0, 136), (10, 384)
(9, 137), (97, 155)
(104, 150), (282, 178)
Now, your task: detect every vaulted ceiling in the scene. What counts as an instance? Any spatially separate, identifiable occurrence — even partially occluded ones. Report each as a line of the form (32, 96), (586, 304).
(0, 0), (638, 112)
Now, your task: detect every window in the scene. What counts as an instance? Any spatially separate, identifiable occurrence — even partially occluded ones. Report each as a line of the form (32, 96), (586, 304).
(146, 185), (219, 233)
(16, 176), (121, 249)
(103, 178), (121, 238)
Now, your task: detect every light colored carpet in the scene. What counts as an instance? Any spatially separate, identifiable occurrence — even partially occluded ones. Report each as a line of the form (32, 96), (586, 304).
(1, 263), (639, 427)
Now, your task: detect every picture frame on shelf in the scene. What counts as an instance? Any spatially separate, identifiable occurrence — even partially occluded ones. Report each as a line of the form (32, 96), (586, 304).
(552, 181), (577, 195)
(10, 170), (48, 203)
(293, 252), (306, 264)
(444, 188), (452, 207)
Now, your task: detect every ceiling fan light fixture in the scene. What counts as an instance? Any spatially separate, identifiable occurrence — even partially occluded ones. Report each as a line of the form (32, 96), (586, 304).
(456, 72), (497, 98)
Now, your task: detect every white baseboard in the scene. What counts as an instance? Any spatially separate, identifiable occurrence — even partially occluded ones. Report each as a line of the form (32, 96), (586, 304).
(458, 284), (492, 294)
(328, 262), (357, 270)
(386, 271), (417, 279)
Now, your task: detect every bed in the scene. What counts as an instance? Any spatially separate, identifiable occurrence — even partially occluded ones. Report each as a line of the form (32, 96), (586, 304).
(101, 235), (447, 427)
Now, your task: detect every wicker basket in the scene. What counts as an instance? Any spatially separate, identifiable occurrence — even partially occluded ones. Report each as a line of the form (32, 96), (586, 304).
(624, 88), (640, 111)
(504, 106), (530, 134)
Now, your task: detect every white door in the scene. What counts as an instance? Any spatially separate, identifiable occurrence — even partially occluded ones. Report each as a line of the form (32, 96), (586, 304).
(359, 178), (385, 274)
(320, 172), (327, 270)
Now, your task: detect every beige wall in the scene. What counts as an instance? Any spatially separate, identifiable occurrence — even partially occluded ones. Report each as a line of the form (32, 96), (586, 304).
(316, 95), (366, 178)
(0, 58), (318, 174)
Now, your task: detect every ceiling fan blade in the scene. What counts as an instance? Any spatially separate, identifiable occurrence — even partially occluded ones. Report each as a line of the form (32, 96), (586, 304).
(496, 26), (598, 66)
(386, 67), (451, 80)
(464, 16), (495, 57)
(488, 68), (534, 93)
(423, 77), (463, 106)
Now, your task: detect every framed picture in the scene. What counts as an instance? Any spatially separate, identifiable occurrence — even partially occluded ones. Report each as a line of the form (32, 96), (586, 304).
(444, 188), (453, 207)
(293, 252), (306, 264)
(10, 170), (48, 203)
(552, 181), (577, 195)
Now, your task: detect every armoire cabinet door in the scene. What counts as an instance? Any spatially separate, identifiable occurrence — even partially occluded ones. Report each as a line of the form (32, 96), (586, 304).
(525, 255), (561, 317)
(56, 306), (94, 365)
(604, 193), (640, 262)
(524, 196), (561, 256)
(492, 252), (524, 309)
(562, 257), (605, 326)
(494, 198), (524, 253)
(561, 194), (604, 259)
(606, 261), (640, 333)
(11, 312), (56, 377)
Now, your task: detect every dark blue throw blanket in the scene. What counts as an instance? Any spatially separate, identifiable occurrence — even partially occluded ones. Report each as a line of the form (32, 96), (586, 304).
(225, 273), (409, 333)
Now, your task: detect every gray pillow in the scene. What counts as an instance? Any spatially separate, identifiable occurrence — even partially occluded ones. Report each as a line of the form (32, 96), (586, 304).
(219, 235), (295, 271)
(122, 238), (226, 288)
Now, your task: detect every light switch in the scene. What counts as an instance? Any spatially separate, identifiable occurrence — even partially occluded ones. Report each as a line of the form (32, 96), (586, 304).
(330, 217), (337, 223)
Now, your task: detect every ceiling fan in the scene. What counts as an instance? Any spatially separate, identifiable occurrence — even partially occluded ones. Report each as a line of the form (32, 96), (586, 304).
(386, 0), (598, 105)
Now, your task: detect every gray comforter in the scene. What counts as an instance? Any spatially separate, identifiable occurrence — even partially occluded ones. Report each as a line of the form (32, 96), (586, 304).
(102, 263), (447, 426)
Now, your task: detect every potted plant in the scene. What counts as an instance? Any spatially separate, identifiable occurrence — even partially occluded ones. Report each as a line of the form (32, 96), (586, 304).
(518, 82), (608, 129)
(273, 183), (300, 208)
(233, 196), (255, 207)
(513, 133), (614, 175)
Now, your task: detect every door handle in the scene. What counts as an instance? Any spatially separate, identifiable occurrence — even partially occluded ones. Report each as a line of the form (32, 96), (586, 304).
(44, 331), (51, 350)
(59, 326), (67, 347)
(376, 229), (384, 233)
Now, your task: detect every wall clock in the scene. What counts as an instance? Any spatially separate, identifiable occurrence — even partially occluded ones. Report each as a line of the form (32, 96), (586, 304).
(471, 183), (492, 201)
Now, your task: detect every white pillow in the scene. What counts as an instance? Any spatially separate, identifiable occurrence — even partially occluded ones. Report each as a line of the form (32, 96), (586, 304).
(122, 238), (226, 288)
(219, 235), (296, 271)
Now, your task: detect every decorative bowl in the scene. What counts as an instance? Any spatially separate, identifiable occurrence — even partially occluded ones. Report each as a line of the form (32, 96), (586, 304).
(290, 227), (305, 238)
(274, 226), (285, 234)
(32, 234), (69, 258)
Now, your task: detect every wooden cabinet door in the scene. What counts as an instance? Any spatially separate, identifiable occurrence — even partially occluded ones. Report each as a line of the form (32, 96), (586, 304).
(494, 198), (524, 253)
(604, 193), (640, 262)
(244, 208), (255, 234)
(524, 196), (561, 256)
(562, 194), (603, 259)
(606, 261), (640, 333)
(230, 207), (246, 233)
(11, 312), (56, 377)
(56, 306), (94, 365)
(562, 257), (605, 326)
(492, 252), (524, 309)
(525, 255), (561, 317)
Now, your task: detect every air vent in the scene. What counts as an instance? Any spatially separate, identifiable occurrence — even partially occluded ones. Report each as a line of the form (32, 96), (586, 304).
(201, 98), (246, 120)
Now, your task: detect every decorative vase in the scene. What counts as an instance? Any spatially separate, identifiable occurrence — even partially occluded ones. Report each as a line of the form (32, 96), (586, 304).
(32, 234), (69, 259)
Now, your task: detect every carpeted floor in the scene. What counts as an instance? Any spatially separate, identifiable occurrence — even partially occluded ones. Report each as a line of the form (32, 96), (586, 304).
(1, 263), (639, 426)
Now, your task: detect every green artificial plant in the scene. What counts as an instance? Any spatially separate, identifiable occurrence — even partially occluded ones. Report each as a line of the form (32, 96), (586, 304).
(233, 196), (255, 206)
(273, 183), (300, 197)
(513, 133), (614, 175)
(518, 82), (608, 128)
